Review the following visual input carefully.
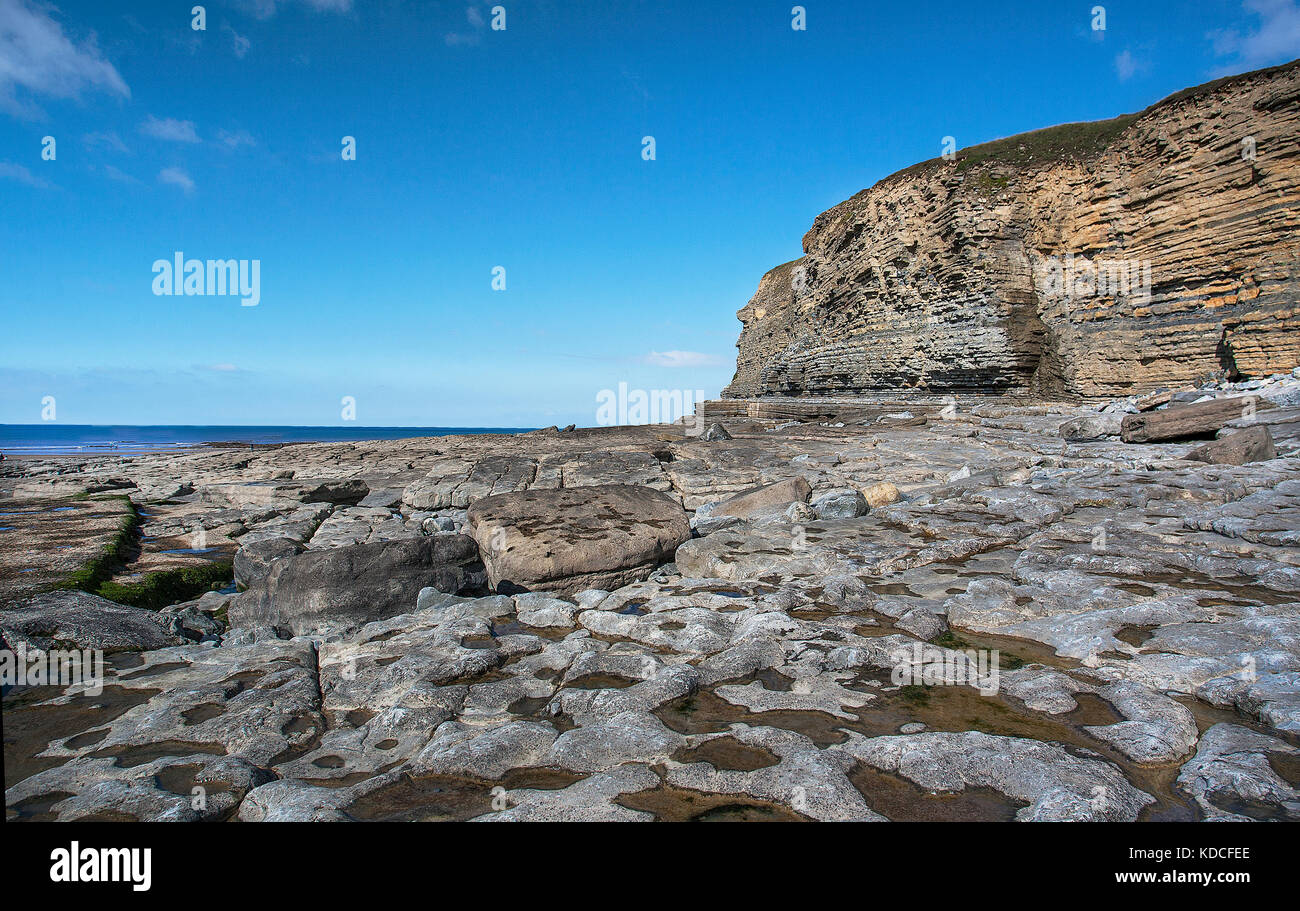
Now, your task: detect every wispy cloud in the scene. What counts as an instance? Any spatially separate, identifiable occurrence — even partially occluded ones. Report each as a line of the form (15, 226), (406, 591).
(200, 363), (241, 372)
(446, 5), (487, 46)
(0, 0), (130, 118)
(158, 166), (196, 193)
(217, 128), (256, 150)
(223, 23), (251, 58)
(84, 130), (130, 154)
(1209, 0), (1300, 73)
(240, 0), (353, 20)
(100, 163), (139, 184)
(140, 116), (201, 143)
(0, 160), (53, 189)
(642, 350), (726, 368)
(1115, 50), (1146, 81)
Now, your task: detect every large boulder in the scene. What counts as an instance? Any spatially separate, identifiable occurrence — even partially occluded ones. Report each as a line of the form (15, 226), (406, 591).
(233, 536), (306, 589)
(711, 477), (812, 519)
(811, 487), (868, 519)
(1058, 413), (1122, 442)
(230, 535), (478, 636)
(466, 485), (690, 597)
(0, 590), (186, 652)
(1186, 425), (1277, 465)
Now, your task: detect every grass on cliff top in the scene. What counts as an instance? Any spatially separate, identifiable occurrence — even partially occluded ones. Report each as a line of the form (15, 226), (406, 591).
(953, 115), (1141, 172)
(875, 57), (1300, 185)
(761, 256), (807, 282)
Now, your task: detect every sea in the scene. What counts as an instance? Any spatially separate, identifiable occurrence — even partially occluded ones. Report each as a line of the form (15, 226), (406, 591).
(0, 425), (536, 457)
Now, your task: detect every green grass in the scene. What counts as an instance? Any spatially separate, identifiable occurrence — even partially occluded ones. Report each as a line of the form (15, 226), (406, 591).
(55, 494), (233, 611)
(872, 58), (1300, 189)
(954, 115), (1141, 172)
(898, 684), (931, 705)
(933, 631), (970, 650)
(57, 496), (140, 593)
(932, 631), (1026, 670)
(94, 562), (233, 612)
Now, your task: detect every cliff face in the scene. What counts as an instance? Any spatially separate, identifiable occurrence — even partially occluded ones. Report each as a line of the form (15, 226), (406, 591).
(725, 61), (1300, 399)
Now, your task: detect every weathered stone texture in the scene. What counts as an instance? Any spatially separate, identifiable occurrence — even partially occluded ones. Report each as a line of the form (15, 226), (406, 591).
(725, 62), (1300, 399)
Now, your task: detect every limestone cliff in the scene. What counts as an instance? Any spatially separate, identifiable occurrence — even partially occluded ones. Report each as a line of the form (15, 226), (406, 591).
(725, 61), (1300, 399)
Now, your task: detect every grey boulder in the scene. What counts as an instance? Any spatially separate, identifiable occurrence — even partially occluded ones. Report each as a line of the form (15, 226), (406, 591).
(0, 590), (185, 652)
(1187, 425), (1276, 465)
(1058, 414), (1123, 442)
(466, 484), (690, 597)
(812, 487), (868, 519)
(233, 536), (306, 589)
(712, 477), (812, 519)
(230, 535), (479, 636)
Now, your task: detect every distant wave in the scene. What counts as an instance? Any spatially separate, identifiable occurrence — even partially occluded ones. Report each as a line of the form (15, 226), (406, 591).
(0, 425), (536, 456)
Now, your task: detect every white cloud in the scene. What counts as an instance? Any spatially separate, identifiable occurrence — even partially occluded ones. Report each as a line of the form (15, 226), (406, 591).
(0, 159), (52, 188)
(1210, 0), (1300, 72)
(84, 130), (130, 154)
(643, 351), (726, 368)
(202, 363), (240, 372)
(0, 0), (129, 117)
(101, 164), (138, 183)
(446, 4), (487, 45)
(240, 0), (352, 20)
(140, 116), (200, 143)
(223, 23), (251, 58)
(158, 166), (195, 193)
(217, 128), (256, 150)
(1115, 50), (1140, 81)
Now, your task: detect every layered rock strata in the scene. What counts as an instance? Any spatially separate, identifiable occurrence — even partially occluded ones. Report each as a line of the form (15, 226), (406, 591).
(725, 61), (1300, 399)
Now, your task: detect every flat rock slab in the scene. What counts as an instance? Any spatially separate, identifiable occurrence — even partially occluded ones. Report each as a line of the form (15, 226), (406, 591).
(0, 590), (185, 652)
(201, 479), (369, 507)
(231, 534), (478, 636)
(467, 484), (690, 597)
(0, 496), (135, 600)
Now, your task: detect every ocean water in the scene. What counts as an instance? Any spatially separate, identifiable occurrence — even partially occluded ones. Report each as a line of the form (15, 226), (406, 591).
(0, 425), (536, 456)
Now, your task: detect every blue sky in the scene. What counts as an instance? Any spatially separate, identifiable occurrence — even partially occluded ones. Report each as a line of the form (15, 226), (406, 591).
(1, 0), (1298, 427)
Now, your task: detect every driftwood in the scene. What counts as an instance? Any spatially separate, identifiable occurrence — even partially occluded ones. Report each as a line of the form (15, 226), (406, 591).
(1120, 395), (1269, 443)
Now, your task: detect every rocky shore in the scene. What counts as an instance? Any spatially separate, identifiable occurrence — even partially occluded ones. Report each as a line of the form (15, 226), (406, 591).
(4, 370), (1299, 822)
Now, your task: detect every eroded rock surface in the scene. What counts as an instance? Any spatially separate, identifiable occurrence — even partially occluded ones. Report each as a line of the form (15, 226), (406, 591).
(723, 62), (1300, 399)
(4, 381), (1299, 822)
